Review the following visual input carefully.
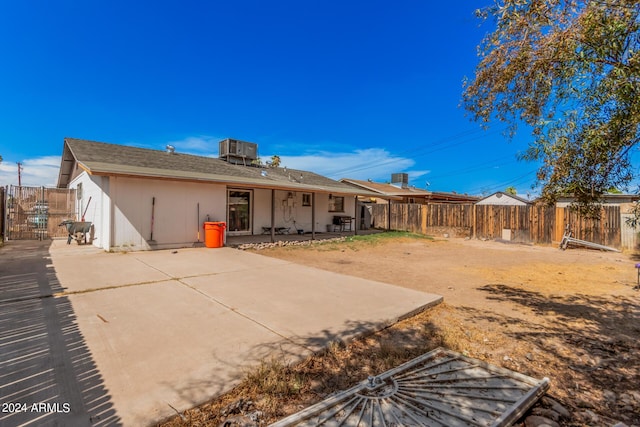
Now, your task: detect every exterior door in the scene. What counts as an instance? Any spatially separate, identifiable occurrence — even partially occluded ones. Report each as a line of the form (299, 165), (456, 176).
(227, 189), (252, 234)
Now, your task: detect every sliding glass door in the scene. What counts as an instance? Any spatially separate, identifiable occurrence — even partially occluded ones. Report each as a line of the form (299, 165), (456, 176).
(227, 189), (252, 234)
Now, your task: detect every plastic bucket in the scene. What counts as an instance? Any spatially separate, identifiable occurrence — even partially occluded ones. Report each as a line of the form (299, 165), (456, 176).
(204, 222), (226, 248)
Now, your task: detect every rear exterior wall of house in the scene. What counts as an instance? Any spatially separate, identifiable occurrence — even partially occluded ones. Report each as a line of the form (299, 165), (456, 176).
(68, 173), (357, 251)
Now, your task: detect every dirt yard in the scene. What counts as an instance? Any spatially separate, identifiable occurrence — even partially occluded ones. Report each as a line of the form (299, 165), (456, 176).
(161, 235), (640, 426)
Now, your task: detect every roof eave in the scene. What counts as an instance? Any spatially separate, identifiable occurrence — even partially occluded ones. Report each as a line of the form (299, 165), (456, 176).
(56, 140), (76, 188)
(81, 162), (382, 196)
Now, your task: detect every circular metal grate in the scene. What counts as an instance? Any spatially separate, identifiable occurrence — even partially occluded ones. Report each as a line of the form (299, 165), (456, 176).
(271, 348), (549, 427)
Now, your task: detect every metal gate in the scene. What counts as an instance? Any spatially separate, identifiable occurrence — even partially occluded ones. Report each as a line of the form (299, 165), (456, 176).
(4, 185), (76, 240)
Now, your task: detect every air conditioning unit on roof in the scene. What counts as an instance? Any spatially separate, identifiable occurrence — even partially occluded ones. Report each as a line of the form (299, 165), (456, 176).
(219, 138), (258, 165)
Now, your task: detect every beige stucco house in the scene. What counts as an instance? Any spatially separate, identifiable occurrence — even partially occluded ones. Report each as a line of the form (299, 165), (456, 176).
(57, 138), (377, 251)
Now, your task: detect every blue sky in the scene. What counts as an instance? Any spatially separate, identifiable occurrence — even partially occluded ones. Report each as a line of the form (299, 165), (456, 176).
(0, 0), (540, 197)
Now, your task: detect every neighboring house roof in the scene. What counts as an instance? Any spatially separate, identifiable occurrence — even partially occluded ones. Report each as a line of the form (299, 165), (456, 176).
(340, 178), (430, 197)
(57, 138), (379, 196)
(340, 178), (480, 203)
(427, 191), (481, 203)
(555, 194), (640, 205)
(476, 191), (532, 206)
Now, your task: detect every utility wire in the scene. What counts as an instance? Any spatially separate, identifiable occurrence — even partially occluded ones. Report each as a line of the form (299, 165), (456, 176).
(425, 154), (518, 181)
(467, 169), (538, 195)
(327, 127), (507, 178)
(325, 128), (487, 177)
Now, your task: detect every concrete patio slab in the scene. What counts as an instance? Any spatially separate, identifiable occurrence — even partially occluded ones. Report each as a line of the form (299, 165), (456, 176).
(49, 240), (170, 294)
(130, 245), (291, 278)
(69, 280), (288, 426)
(1, 240), (443, 427)
(184, 263), (442, 352)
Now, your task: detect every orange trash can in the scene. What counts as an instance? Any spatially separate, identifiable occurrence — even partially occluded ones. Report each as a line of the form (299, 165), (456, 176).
(204, 222), (226, 248)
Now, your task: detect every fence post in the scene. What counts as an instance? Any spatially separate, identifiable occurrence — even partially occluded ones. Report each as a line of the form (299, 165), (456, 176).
(473, 204), (477, 239)
(554, 207), (565, 243)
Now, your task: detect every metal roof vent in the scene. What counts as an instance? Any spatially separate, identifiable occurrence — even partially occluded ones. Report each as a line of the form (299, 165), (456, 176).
(166, 145), (175, 154)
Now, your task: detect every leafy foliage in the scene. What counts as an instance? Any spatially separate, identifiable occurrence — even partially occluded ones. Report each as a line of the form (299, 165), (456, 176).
(464, 0), (640, 210)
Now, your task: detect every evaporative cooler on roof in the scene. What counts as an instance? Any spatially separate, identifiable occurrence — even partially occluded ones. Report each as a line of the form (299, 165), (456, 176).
(219, 138), (258, 165)
(391, 173), (409, 188)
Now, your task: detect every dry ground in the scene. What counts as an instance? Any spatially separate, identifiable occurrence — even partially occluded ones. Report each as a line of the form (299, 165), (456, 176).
(160, 234), (640, 426)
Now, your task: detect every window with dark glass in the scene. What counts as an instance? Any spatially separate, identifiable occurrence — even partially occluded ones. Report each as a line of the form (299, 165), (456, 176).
(328, 195), (344, 212)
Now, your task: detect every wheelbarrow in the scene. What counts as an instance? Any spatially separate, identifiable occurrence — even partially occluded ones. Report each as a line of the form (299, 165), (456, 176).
(59, 220), (92, 245)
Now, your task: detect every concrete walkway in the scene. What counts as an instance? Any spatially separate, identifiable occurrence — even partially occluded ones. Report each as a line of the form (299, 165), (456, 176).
(0, 240), (442, 426)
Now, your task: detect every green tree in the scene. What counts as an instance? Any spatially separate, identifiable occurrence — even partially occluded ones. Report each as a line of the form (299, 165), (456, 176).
(505, 186), (517, 195)
(270, 155), (281, 167)
(463, 0), (640, 214)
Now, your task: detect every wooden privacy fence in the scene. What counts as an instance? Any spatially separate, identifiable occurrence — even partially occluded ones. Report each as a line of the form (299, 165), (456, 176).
(474, 205), (555, 244)
(370, 203), (627, 249)
(555, 205), (621, 248)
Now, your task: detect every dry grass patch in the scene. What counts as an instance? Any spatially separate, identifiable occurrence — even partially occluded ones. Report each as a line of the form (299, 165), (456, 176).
(159, 236), (640, 427)
(158, 303), (542, 426)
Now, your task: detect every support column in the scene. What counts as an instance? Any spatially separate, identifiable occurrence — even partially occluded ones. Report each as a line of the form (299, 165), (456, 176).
(270, 189), (275, 243)
(353, 196), (358, 235)
(311, 193), (316, 240)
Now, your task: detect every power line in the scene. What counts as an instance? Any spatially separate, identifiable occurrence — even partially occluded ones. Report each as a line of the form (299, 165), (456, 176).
(326, 128), (486, 177)
(425, 154), (518, 181)
(327, 127), (507, 178)
(467, 169), (538, 195)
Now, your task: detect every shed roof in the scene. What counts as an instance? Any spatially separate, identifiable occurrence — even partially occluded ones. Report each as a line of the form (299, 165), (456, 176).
(476, 191), (533, 205)
(57, 138), (379, 196)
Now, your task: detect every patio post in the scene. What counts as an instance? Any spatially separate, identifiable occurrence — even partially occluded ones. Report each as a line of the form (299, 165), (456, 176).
(311, 192), (316, 240)
(270, 189), (275, 243)
(353, 196), (358, 235)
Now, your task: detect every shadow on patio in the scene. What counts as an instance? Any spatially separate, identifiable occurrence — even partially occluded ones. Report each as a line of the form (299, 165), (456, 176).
(0, 240), (120, 426)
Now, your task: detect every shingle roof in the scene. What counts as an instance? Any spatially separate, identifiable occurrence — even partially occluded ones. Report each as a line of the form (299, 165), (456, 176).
(341, 178), (480, 202)
(57, 138), (379, 196)
(340, 178), (431, 197)
(477, 191), (533, 205)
